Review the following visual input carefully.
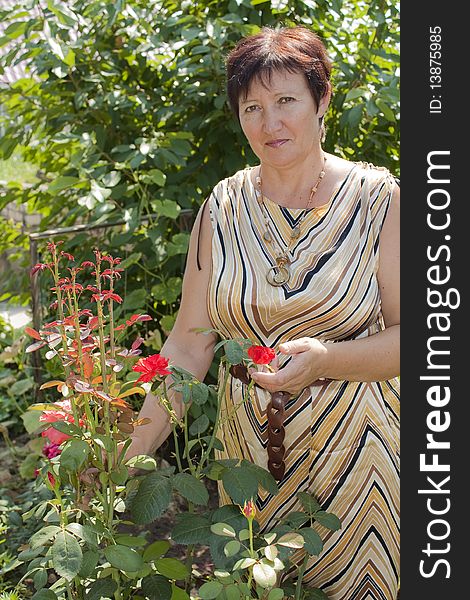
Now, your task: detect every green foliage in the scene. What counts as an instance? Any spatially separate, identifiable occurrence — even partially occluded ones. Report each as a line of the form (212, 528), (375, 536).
(203, 488), (340, 598)
(130, 472), (173, 524)
(0, 317), (32, 434)
(0, 0), (399, 345)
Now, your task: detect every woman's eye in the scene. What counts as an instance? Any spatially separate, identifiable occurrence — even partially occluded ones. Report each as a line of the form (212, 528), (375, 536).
(279, 97), (295, 104)
(245, 105), (260, 113)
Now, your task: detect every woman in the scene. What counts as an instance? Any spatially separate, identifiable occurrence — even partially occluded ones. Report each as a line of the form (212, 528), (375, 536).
(131, 26), (400, 600)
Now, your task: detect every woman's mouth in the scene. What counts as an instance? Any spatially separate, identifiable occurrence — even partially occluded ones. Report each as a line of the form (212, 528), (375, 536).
(265, 139), (289, 148)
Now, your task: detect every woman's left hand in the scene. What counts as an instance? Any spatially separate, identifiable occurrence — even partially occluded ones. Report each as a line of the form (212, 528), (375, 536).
(250, 337), (330, 396)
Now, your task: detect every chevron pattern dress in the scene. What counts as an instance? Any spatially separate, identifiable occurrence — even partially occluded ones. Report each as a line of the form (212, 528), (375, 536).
(206, 162), (400, 600)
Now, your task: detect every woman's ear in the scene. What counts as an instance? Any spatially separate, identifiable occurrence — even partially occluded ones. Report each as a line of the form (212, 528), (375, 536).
(317, 82), (332, 119)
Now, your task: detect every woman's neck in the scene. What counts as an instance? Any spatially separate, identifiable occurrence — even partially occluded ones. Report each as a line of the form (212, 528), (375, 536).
(257, 149), (328, 209)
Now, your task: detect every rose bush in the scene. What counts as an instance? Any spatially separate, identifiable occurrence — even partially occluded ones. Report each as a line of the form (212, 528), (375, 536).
(16, 242), (339, 600)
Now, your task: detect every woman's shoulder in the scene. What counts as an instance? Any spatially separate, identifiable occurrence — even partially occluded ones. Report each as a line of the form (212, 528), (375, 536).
(215, 167), (252, 190)
(209, 167), (253, 201)
(325, 154), (390, 181)
(353, 159), (398, 187)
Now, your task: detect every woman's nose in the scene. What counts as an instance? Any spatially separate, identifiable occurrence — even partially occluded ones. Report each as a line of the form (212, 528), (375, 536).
(262, 107), (282, 134)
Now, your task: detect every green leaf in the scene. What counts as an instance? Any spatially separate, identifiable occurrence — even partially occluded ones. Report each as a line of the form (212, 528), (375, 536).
(30, 525), (61, 549)
(151, 277), (182, 304)
(211, 504), (246, 529)
(224, 539), (241, 557)
(66, 523), (98, 547)
(155, 557), (189, 580)
(345, 87), (365, 101)
(51, 530), (83, 581)
(210, 522), (236, 538)
(130, 472), (172, 524)
(379, 85), (400, 102)
(31, 590), (58, 600)
(264, 532), (277, 544)
(240, 461), (279, 496)
(48, 3), (78, 27)
(114, 534), (147, 547)
(301, 528), (323, 556)
(375, 99), (396, 122)
(171, 584), (191, 600)
(201, 435), (224, 451)
(51, 420), (83, 437)
(167, 233), (190, 257)
(198, 581), (224, 599)
(141, 575), (172, 600)
(47, 176), (81, 195)
(253, 561), (277, 588)
(204, 461), (226, 481)
(90, 433), (112, 455)
(232, 557), (256, 570)
(85, 578), (118, 600)
(79, 549), (99, 578)
(303, 589), (330, 600)
(103, 545), (144, 572)
(63, 48), (75, 67)
(143, 169), (167, 186)
(276, 532), (304, 548)
(189, 413), (210, 436)
(110, 465), (128, 485)
(90, 180), (111, 202)
(313, 511), (342, 531)
(297, 492), (322, 515)
(172, 473), (209, 505)
(221, 465), (259, 505)
(125, 454), (157, 471)
(119, 252), (142, 269)
(267, 589), (285, 600)
(347, 105), (363, 129)
(143, 540), (171, 562)
(283, 511), (309, 529)
(190, 382), (210, 405)
(102, 171), (121, 187)
(21, 410), (43, 434)
(171, 513), (211, 544)
(224, 340), (245, 365)
(154, 199), (181, 219)
(264, 545), (278, 561)
(33, 568), (48, 590)
(4, 21), (27, 38)
(10, 378), (34, 395)
(122, 288), (147, 311)
(59, 439), (89, 471)
(18, 546), (46, 561)
(224, 584), (241, 600)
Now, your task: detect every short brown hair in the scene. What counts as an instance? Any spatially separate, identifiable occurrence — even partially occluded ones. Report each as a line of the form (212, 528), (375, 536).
(226, 26), (332, 118)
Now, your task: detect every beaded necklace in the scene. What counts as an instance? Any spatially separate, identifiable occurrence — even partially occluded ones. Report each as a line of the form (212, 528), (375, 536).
(255, 155), (327, 286)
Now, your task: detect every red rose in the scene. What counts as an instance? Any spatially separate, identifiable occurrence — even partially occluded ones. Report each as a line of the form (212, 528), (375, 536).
(40, 400), (85, 445)
(247, 345), (276, 365)
(42, 427), (70, 446)
(132, 354), (171, 382)
(42, 442), (62, 459)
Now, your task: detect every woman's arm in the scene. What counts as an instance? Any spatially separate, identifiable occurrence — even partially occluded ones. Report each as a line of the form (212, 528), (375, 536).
(129, 202), (216, 457)
(251, 183), (400, 394)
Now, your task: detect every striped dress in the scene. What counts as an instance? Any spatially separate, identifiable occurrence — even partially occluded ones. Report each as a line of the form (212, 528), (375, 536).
(206, 162), (400, 600)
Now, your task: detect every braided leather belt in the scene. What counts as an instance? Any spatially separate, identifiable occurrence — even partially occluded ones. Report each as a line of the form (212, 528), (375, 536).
(229, 364), (290, 481)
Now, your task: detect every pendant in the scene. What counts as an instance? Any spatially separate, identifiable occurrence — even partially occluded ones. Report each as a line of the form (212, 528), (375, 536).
(291, 225), (301, 240)
(267, 265), (290, 286)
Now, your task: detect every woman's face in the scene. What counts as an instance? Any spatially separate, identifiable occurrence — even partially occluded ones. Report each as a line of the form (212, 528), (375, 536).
(238, 69), (329, 171)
